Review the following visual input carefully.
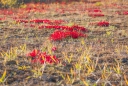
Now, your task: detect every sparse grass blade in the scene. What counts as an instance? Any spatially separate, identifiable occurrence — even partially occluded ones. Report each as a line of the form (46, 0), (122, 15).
(0, 69), (6, 83)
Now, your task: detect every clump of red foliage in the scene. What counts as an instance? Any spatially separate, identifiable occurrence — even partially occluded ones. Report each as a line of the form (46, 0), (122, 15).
(116, 11), (128, 15)
(97, 21), (109, 27)
(123, 11), (128, 15)
(50, 30), (86, 41)
(39, 25), (87, 32)
(39, 24), (87, 41)
(28, 49), (59, 64)
(0, 17), (6, 21)
(88, 9), (104, 17)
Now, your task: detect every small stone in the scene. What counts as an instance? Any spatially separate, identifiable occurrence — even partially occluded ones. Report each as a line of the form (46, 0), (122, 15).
(122, 58), (128, 63)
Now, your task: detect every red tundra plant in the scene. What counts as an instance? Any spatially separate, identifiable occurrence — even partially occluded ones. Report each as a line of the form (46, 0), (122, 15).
(50, 30), (67, 41)
(0, 17), (6, 21)
(0, 18), (3, 21)
(87, 9), (102, 12)
(30, 19), (50, 23)
(123, 11), (128, 15)
(67, 31), (85, 39)
(2, 10), (14, 15)
(28, 49), (41, 57)
(116, 11), (122, 15)
(72, 25), (87, 32)
(50, 30), (86, 41)
(87, 8), (104, 17)
(116, 11), (128, 15)
(30, 24), (36, 27)
(52, 47), (57, 51)
(97, 21), (109, 27)
(39, 25), (87, 32)
(24, 24), (36, 28)
(88, 13), (104, 17)
(41, 53), (59, 64)
(28, 49), (59, 64)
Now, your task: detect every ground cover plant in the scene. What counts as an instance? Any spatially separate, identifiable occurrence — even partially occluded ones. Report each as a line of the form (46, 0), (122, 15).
(0, 0), (128, 86)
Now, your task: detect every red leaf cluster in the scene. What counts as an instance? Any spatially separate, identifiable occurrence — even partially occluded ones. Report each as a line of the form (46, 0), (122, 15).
(0, 17), (6, 21)
(50, 30), (86, 41)
(0, 10), (13, 15)
(88, 9), (104, 17)
(123, 11), (128, 15)
(116, 11), (128, 15)
(51, 47), (57, 51)
(39, 25), (87, 32)
(88, 9), (102, 12)
(97, 21), (109, 27)
(39, 24), (87, 41)
(28, 49), (59, 64)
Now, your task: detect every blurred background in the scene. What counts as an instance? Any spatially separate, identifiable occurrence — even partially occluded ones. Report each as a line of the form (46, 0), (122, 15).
(0, 0), (103, 8)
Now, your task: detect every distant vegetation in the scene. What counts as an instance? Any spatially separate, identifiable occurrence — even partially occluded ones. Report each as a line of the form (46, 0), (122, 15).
(0, 0), (86, 8)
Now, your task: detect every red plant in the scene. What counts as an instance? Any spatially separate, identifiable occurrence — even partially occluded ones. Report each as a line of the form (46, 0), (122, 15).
(30, 24), (36, 27)
(39, 52), (59, 64)
(88, 9), (102, 12)
(72, 25), (87, 32)
(67, 31), (85, 39)
(50, 31), (67, 41)
(52, 47), (57, 51)
(50, 30), (86, 41)
(28, 49), (40, 57)
(2, 10), (13, 15)
(116, 11), (128, 15)
(116, 11), (121, 15)
(39, 25), (87, 32)
(88, 8), (104, 17)
(28, 49), (59, 64)
(30, 19), (50, 23)
(0, 17), (6, 21)
(97, 21), (109, 27)
(123, 11), (128, 15)
(88, 13), (104, 17)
